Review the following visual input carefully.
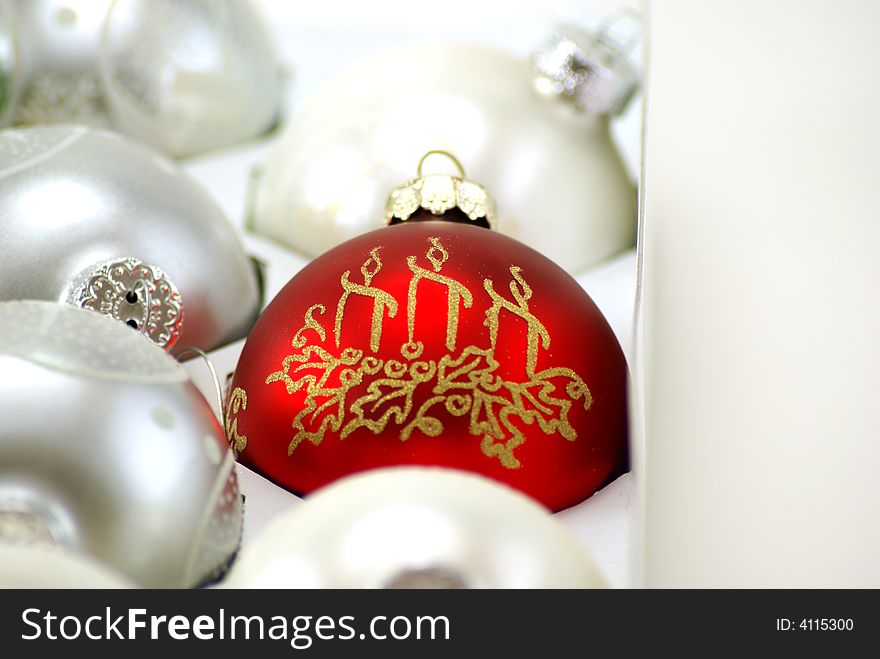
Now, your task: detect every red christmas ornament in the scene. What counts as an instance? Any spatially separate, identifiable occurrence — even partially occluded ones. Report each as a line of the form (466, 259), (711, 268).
(226, 152), (628, 511)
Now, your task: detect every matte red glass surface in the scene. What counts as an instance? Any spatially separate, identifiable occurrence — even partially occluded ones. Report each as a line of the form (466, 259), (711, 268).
(228, 220), (628, 511)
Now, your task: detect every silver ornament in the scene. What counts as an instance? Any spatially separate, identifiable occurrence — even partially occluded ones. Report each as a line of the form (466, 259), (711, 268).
(225, 467), (605, 589)
(4, 0), (280, 157)
(250, 30), (640, 274)
(0, 124), (260, 354)
(0, 300), (242, 588)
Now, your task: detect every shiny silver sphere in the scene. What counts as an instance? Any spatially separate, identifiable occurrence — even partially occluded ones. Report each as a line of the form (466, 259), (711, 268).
(0, 124), (260, 353)
(0, 301), (242, 587)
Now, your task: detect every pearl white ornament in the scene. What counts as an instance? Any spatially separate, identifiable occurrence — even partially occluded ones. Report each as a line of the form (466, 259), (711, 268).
(0, 124), (260, 353)
(0, 301), (242, 588)
(224, 467), (605, 589)
(0, 545), (134, 588)
(251, 41), (637, 273)
(2, 0), (280, 157)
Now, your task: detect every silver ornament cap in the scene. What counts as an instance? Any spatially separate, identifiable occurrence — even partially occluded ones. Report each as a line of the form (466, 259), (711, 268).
(533, 14), (641, 115)
(66, 257), (183, 352)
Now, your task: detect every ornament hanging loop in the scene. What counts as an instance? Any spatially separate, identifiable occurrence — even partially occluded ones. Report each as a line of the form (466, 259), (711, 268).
(177, 347), (225, 422)
(417, 150), (466, 179)
(130, 276), (153, 327)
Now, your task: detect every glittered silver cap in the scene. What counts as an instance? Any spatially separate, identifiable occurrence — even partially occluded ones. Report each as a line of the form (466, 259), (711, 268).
(66, 256), (183, 351)
(533, 14), (641, 115)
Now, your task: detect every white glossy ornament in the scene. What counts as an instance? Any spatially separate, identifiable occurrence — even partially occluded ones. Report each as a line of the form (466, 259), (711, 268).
(251, 40), (637, 273)
(4, 0), (279, 157)
(0, 545), (133, 588)
(0, 124), (260, 353)
(225, 467), (605, 589)
(0, 300), (243, 588)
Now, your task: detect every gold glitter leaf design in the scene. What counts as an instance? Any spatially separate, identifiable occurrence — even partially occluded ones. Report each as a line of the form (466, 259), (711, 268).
(292, 304), (326, 348)
(224, 387), (249, 453)
(264, 238), (593, 468)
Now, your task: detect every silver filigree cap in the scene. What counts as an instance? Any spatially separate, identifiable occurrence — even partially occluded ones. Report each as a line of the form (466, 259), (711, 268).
(384, 151), (496, 228)
(66, 256), (183, 351)
(533, 14), (641, 115)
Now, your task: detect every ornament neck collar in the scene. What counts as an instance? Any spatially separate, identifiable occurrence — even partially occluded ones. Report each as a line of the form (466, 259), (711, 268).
(66, 257), (184, 352)
(533, 12), (641, 116)
(384, 151), (496, 229)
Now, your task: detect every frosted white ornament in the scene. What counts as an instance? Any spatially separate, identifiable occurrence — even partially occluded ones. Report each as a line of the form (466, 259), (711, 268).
(224, 467), (605, 589)
(251, 29), (638, 273)
(3, 0), (280, 157)
(97, 0), (280, 157)
(0, 301), (242, 588)
(0, 124), (260, 354)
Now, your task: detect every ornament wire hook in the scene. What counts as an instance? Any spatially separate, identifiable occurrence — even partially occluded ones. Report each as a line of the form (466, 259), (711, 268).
(417, 150), (466, 179)
(177, 347), (225, 421)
